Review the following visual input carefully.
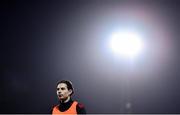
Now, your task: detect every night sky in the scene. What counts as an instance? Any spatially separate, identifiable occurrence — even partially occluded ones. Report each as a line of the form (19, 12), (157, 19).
(2, 0), (180, 113)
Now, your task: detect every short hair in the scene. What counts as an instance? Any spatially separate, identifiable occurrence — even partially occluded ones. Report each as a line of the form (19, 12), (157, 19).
(57, 80), (74, 96)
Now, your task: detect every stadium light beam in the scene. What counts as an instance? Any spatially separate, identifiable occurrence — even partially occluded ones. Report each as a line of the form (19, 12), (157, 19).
(110, 30), (144, 58)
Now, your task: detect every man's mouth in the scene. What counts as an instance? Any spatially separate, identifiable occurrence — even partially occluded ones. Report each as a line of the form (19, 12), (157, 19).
(58, 94), (63, 97)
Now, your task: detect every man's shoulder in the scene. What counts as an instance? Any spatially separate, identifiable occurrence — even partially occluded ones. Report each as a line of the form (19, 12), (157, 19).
(73, 100), (85, 108)
(75, 101), (86, 114)
(52, 104), (59, 109)
(50, 104), (59, 113)
(77, 103), (85, 109)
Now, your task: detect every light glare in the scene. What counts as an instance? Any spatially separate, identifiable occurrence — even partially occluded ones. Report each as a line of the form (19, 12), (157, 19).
(110, 31), (143, 58)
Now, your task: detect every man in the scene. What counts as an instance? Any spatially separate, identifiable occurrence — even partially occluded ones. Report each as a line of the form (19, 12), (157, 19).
(52, 80), (86, 114)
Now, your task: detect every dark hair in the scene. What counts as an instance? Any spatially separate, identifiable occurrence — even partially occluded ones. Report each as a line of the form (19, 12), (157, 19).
(57, 80), (74, 96)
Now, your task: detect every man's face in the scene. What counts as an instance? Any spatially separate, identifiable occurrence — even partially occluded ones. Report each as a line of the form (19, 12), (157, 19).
(56, 83), (72, 100)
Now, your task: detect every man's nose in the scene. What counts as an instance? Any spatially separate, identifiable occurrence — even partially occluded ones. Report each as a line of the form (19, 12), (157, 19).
(57, 91), (61, 94)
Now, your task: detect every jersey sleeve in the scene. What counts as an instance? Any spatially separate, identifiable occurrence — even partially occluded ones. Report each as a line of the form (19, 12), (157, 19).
(76, 103), (86, 114)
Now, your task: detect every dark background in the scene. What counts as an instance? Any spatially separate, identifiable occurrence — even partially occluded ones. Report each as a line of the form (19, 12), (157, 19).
(1, 0), (180, 113)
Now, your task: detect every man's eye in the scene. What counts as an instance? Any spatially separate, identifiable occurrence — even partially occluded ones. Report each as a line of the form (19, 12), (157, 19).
(61, 88), (65, 90)
(57, 88), (59, 90)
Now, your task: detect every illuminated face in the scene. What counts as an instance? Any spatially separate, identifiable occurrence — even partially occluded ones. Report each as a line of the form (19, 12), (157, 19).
(56, 83), (72, 100)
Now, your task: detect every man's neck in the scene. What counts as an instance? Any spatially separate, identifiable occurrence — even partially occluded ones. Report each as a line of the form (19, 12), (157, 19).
(61, 96), (71, 103)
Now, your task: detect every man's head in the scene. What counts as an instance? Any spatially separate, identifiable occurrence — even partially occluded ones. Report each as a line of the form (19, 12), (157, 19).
(56, 80), (74, 101)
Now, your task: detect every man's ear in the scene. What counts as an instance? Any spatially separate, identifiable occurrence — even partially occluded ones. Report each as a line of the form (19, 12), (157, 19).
(68, 89), (72, 95)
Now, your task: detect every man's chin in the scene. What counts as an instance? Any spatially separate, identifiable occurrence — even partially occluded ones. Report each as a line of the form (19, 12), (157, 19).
(58, 97), (65, 100)
(59, 97), (68, 102)
(57, 96), (63, 100)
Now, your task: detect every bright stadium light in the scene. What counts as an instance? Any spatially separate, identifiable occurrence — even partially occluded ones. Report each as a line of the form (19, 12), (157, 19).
(110, 30), (144, 58)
